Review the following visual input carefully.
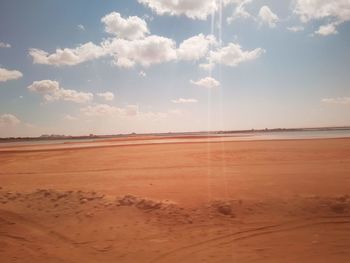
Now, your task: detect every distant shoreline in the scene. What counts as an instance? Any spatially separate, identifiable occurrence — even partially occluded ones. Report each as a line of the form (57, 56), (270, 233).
(1, 128), (350, 151)
(1, 126), (350, 143)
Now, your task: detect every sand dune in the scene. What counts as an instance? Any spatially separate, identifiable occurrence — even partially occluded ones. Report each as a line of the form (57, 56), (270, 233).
(1, 138), (350, 262)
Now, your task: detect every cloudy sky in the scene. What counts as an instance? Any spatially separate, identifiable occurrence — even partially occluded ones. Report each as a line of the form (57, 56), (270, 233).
(0, 0), (350, 137)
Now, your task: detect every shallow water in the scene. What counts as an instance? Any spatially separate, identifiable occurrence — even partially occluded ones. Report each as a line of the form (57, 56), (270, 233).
(241, 129), (350, 140)
(1, 129), (350, 149)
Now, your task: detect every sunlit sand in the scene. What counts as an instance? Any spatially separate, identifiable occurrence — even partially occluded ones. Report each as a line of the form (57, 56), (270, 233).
(1, 136), (350, 262)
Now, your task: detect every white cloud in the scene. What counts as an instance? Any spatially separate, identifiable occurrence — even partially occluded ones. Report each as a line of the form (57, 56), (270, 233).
(0, 42), (11, 48)
(142, 111), (168, 120)
(295, 0), (350, 23)
(199, 62), (215, 71)
(63, 114), (78, 121)
(138, 0), (220, 20)
(321, 97), (350, 105)
(97, 92), (115, 101)
(103, 35), (177, 68)
(294, 0), (350, 36)
(77, 24), (85, 31)
(29, 42), (106, 66)
(228, 2), (279, 28)
(315, 23), (338, 36)
(139, 0), (235, 20)
(46, 89), (93, 104)
(0, 68), (23, 82)
(208, 42), (265, 67)
(227, 0), (253, 23)
(101, 12), (149, 40)
(191, 77), (220, 89)
(29, 33), (221, 69)
(0, 114), (20, 127)
(28, 10), (262, 70)
(28, 79), (60, 93)
(139, 70), (147, 77)
(123, 104), (140, 116)
(104, 33), (222, 68)
(177, 34), (217, 61)
(287, 26), (304, 32)
(28, 80), (94, 104)
(80, 104), (175, 121)
(172, 98), (198, 104)
(259, 6), (279, 28)
(81, 104), (122, 117)
(80, 103), (166, 120)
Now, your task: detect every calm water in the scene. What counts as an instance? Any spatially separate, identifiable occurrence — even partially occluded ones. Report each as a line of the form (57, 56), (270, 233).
(241, 129), (350, 140)
(1, 129), (350, 148)
(0, 138), (106, 147)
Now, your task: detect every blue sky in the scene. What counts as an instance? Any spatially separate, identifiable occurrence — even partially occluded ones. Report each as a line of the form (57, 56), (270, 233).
(0, 0), (350, 137)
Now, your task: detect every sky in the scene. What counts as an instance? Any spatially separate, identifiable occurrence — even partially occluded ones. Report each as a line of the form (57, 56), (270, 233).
(0, 0), (350, 137)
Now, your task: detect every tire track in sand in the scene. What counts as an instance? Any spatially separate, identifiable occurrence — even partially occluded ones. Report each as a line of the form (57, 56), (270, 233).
(149, 215), (350, 263)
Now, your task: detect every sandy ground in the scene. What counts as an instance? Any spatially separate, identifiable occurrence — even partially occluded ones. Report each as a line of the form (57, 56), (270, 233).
(0, 137), (350, 262)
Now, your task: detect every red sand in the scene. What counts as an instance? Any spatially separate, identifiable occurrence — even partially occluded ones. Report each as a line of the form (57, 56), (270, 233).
(1, 137), (350, 262)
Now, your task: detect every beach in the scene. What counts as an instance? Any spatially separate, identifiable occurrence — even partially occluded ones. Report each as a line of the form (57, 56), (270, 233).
(1, 137), (350, 262)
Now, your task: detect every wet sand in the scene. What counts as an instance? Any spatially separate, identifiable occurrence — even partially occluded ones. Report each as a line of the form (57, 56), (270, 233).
(1, 137), (350, 262)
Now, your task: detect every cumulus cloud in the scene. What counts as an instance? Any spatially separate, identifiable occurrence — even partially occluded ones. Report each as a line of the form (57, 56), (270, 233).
(228, 1), (279, 28)
(81, 104), (122, 117)
(139, 0), (236, 19)
(294, 0), (350, 36)
(172, 98), (198, 104)
(208, 42), (265, 67)
(29, 11), (262, 70)
(30, 35), (178, 68)
(321, 97), (350, 105)
(29, 42), (106, 66)
(227, 0), (253, 23)
(103, 35), (177, 68)
(80, 103), (167, 120)
(0, 68), (23, 82)
(295, 0), (350, 23)
(177, 34), (217, 61)
(28, 80), (93, 104)
(28, 80), (60, 93)
(315, 23), (338, 36)
(101, 12), (149, 40)
(81, 104), (143, 118)
(104, 33), (220, 68)
(0, 114), (20, 126)
(191, 77), (220, 89)
(97, 92), (115, 101)
(138, 0), (221, 20)
(0, 42), (11, 48)
(259, 6), (279, 28)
